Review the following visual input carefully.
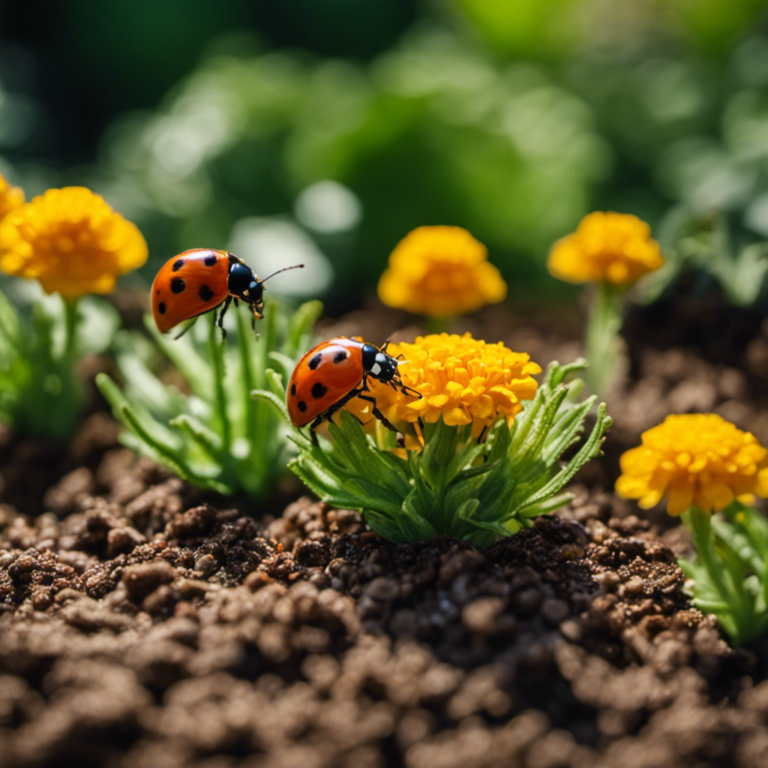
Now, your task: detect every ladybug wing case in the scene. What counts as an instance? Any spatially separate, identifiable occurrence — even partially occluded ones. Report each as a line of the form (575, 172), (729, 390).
(287, 340), (365, 426)
(152, 254), (229, 333)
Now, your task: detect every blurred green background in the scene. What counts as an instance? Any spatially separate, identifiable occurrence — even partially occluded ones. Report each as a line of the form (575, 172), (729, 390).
(3, 0), (768, 313)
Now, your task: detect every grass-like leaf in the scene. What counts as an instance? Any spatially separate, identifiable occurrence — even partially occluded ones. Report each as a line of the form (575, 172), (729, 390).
(98, 299), (321, 501)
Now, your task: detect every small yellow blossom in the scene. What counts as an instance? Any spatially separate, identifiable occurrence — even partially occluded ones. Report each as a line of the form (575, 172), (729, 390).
(348, 333), (540, 446)
(616, 414), (768, 516)
(0, 187), (148, 298)
(378, 226), (507, 317)
(0, 173), (24, 222)
(548, 212), (664, 285)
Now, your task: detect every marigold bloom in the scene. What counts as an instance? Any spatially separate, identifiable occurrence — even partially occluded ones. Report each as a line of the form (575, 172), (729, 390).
(0, 187), (148, 298)
(548, 212), (663, 285)
(348, 333), (540, 444)
(377, 226), (507, 318)
(616, 414), (768, 516)
(0, 173), (24, 222)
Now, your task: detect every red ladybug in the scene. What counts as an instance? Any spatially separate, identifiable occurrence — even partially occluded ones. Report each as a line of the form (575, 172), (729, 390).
(287, 337), (421, 435)
(151, 248), (303, 338)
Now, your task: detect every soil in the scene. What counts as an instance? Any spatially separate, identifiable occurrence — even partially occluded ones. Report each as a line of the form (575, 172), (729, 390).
(3, 292), (768, 768)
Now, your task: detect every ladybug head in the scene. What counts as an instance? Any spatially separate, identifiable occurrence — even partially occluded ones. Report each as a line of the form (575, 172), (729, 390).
(227, 258), (265, 318)
(361, 343), (399, 382)
(227, 256), (304, 321)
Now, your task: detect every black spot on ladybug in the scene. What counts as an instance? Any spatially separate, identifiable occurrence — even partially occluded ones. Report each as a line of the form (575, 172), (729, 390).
(172, 259), (185, 272)
(290, 383), (297, 397)
(158, 302), (166, 315)
(311, 382), (328, 399)
(308, 353), (322, 370)
(298, 401), (307, 413)
(205, 254), (217, 267)
(333, 351), (347, 364)
(199, 284), (214, 302)
(171, 278), (186, 294)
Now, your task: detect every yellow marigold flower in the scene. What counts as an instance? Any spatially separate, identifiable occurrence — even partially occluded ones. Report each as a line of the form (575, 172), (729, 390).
(0, 187), (148, 298)
(616, 414), (768, 516)
(377, 226), (507, 317)
(348, 333), (541, 444)
(0, 173), (24, 222)
(548, 211), (664, 285)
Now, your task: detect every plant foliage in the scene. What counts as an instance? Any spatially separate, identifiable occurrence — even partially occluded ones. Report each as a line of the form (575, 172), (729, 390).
(0, 290), (119, 440)
(97, 300), (321, 499)
(255, 358), (611, 549)
(681, 503), (768, 645)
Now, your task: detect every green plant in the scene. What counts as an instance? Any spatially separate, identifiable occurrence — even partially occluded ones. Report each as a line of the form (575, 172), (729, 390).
(255, 357), (611, 549)
(639, 209), (768, 307)
(680, 504), (768, 644)
(616, 412), (768, 645)
(0, 290), (120, 440)
(97, 300), (321, 499)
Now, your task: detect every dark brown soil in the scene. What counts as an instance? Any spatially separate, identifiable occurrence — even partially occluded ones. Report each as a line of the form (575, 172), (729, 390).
(3, 297), (768, 768)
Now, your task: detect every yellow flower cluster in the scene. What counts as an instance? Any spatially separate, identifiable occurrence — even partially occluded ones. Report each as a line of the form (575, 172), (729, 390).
(349, 333), (540, 444)
(0, 187), (148, 298)
(616, 414), (768, 516)
(548, 212), (664, 285)
(378, 226), (507, 318)
(0, 174), (24, 222)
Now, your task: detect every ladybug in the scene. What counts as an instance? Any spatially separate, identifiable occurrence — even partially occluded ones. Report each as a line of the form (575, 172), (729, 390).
(287, 337), (422, 435)
(151, 248), (303, 338)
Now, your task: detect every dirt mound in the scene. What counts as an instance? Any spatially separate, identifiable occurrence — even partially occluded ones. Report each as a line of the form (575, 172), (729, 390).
(0, 433), (761, 768)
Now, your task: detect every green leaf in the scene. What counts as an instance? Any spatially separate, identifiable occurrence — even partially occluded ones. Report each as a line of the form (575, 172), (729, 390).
(288, 300), (323, 354)
(145, 315), (213, 397)
(363, 509), (410, 544)
(252, 387), (290, 422)
(103, 300), (320, 501)
(400, 492), (439, 542)
(170, 414), (224, 456)
(539, 397), (595, 468)
(514, 403), (611, 512)
(517, 492), (574, 518)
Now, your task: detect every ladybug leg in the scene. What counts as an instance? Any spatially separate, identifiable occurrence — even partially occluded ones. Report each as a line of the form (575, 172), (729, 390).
(390, 378), (422, 400)
(308, 415), (324, 446)
(216, 297), (232, 340)
(306, 386), (373, 444)
(355, 392), (398, 433)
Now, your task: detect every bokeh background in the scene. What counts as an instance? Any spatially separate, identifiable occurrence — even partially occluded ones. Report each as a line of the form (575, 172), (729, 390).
(3, 0), (768, 314)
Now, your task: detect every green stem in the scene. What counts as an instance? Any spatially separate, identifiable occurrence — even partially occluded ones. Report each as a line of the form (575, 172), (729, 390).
(208, 313), (231, 453)
(584, 282), (625, 397)
(683, 505), (754, 640)
(427, 315), (454, 335)
(62, 298), (80, 365)
(686, 506), (731, 598)
(236, 308), (257, 442)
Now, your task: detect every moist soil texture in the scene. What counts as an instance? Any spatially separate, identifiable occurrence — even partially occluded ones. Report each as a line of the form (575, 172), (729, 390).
(3, 296), (768, 768)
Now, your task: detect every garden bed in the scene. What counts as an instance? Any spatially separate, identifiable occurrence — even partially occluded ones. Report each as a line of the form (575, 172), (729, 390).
(2, 298), (768, 768)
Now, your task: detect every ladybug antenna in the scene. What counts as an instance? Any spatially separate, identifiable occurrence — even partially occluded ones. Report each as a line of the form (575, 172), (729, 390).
(261, 264), (305, 283)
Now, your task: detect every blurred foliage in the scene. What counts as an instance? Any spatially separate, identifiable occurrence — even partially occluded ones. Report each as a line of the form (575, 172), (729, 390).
(0, 282), (120, 440)
(4, 1), (768, 309)
(91, 29), (610, 308)
(450, 0), (768, 57)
